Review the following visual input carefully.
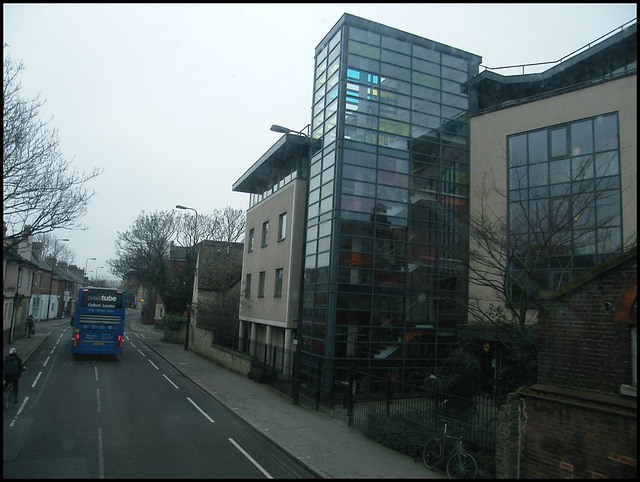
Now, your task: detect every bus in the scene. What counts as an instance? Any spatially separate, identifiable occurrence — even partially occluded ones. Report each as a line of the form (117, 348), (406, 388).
(72, 287), (125, 356)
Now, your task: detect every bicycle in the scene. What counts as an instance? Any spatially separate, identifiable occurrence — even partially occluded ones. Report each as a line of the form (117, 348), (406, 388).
(3, 382), (15, 411)
(423, 419), (478, 479)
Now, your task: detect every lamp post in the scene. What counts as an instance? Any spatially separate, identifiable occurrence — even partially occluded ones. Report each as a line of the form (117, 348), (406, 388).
(95, 266), (104, 281)
(85, 257), (96, 284)
(175, 204), (198, 351)
(46, 238), (69, 320)
(270, 124), (309, 137)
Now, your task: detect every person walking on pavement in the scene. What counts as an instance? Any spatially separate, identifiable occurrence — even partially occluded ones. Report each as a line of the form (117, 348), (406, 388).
(26, 314), (36, 337)
(3, 347), (26, 403)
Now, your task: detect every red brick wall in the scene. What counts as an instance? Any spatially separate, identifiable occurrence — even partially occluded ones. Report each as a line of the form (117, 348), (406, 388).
(496, 251), (637, 478)
(537, 254), (636, 394)
(518, 394), (636, 479)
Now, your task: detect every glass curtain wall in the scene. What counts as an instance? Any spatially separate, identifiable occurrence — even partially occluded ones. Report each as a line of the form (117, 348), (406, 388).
(506, 112), (623, 301)
(302, 16), (480, 388)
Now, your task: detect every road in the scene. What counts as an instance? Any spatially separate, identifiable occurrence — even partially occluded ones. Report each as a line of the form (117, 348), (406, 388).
(3, 313), (316, 478)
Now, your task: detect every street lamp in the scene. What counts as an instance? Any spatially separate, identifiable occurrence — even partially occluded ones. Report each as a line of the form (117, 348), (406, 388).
(270, 124), (309, 137)
(95, 266), (104, 280)
(175, 204), (198, 350)
(46, 238), (69, 320)
(85, 257), (96, 283)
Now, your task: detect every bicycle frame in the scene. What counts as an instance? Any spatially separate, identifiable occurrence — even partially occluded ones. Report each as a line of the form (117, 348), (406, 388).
(423, 419), (478, 478)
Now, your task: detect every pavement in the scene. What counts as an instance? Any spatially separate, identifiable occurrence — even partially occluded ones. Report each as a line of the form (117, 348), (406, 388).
(7, 314), (443, 479)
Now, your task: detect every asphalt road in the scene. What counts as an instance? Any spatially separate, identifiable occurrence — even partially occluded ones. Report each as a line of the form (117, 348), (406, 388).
(3, 317), (316, 478)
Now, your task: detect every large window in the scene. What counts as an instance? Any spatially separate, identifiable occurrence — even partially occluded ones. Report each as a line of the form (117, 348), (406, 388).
(507, 112), (622, 292)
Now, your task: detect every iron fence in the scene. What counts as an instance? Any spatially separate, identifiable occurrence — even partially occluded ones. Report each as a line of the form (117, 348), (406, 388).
(211, 333), (499, 454)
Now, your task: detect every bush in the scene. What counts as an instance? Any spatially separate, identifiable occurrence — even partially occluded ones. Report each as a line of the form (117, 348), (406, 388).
(363, 410), (424, 458)
(162, 314), (186, 331)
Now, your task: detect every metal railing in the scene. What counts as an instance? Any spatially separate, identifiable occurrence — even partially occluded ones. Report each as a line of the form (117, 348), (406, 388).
(211, 332), (500, 455)
(481, 18), (637, 75)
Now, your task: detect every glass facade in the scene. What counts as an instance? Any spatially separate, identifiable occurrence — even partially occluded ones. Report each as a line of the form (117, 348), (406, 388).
(301, 16), (481, 383)
(507, 112), (623, 296)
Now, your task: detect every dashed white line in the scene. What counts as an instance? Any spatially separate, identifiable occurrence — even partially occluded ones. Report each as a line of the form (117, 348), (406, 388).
(163, 374), (179, 389)
(32, 372), (42, 388)
(148, 359), (159, 370)
(95, 366), (99, 382)
(98, 427), (105, 478)
(187, 397), (215, 423)
(228, 438), (273, 479)
(137, 349), (146, 357)
(43, 356), (50, 367)
(8, 397), (29, 427)
(96, 388), (101, 413)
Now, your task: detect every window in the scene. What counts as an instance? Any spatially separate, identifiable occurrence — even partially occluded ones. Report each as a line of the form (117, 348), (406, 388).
(506, 113), (622, 296)
(261, 221), (269, 247)
(245, 274), (251, 298)
(278, 212), (287, 241)
(258, 272), (266, 298)
(274, 268), (283, 297)
(248, 229), (254, 252)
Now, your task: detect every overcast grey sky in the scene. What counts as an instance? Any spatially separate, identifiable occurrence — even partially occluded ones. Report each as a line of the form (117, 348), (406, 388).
(3, 3), (637, 279)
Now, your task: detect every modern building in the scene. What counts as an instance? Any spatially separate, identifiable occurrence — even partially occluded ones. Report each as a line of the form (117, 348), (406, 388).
(467, 19), (637, 321)
(234, 13), (483, 389)
(233, 13), (636, 396)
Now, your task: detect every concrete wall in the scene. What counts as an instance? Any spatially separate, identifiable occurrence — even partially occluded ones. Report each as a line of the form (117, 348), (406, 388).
(240, 178), (306, 330)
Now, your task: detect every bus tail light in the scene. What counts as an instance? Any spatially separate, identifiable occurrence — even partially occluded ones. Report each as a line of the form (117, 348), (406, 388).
(117, 335), (123, 348)
(74, 333), (80, 347)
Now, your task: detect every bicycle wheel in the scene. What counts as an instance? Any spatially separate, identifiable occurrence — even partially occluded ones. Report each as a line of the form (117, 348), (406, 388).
(3, 385), (11, 411)
(422, 437), (441, 470)
(446, 451), (477, 479)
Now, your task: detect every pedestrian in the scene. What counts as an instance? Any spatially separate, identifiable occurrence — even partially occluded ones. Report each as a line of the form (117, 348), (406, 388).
(3, 347), (26, 403)
(26, 314), (36, 337)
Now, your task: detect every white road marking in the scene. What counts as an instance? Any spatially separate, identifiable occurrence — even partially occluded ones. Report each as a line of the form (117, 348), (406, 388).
(98, 427), (105, 478)
(32, 372), (42, 388)
(163, 374), (179, 389)
(8, 397), (29, 427)
(187, 397), (215, 423)
(228, 438), (273, 479)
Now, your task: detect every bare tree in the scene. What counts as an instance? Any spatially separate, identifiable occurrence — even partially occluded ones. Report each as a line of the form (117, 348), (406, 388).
(108, 210), (178, 321)
(174, 206), (245, 248)
(467, 152), (632, 332)
(3, 50), (102, 252)
(33, 232), (76, 264)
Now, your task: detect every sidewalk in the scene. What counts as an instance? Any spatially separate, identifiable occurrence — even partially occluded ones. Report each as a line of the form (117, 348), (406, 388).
(6, 315), (442, 479)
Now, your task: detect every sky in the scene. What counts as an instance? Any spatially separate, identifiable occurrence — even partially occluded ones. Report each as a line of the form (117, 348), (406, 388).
(3, 3), (637, 280)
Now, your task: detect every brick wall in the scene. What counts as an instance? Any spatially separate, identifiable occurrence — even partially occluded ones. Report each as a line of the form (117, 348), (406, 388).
(518, 390), (636, 478)
(496, 249), (637, 478)
(537, 252), (636, 394)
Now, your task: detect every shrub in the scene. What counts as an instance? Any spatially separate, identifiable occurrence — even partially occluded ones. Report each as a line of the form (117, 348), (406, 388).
(363, 410), (424, 458)
(162, 314), (186, 331)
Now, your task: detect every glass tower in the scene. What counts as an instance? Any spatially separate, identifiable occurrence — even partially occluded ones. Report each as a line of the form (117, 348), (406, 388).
(300, 14), (482, 386)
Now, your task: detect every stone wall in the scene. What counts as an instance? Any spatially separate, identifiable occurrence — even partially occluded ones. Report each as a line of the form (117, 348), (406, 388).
(189, 324), (252, 376)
